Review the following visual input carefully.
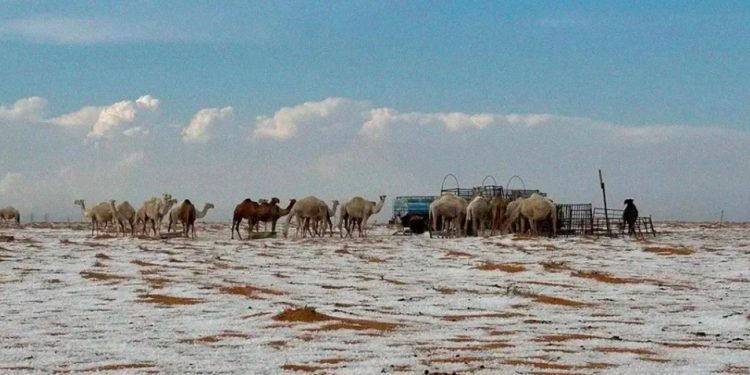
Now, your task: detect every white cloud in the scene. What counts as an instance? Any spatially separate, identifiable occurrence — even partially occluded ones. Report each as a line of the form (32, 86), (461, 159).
(49, 106), (103, 128)
(0, 16), (180, 45)
(48, 95), (159, 139)
(181, 106), (233, 144)
(0, 97), (48, 124)
(253, 97), (365, 140)
(118, 150), (145, 168)
(0, 172), (25, 195)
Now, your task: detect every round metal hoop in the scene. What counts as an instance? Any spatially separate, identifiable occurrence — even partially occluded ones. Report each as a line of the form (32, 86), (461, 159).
(506, 175), (526, 191)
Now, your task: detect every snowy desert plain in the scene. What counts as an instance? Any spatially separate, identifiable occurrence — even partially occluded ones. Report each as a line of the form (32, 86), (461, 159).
(0, 222), (749, 374)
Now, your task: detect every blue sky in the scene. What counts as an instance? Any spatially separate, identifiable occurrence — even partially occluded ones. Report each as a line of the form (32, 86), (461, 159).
(1, 1), (749, 221)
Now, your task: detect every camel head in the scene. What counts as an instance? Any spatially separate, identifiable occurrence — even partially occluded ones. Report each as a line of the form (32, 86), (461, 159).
(379, 195), (387, 202)
(109, 199), (116, 206)
(624, 198), (634, 205)
(205, 203), (215, 210)
(162, 193), (172, 202)
(270, 197), (280, 205)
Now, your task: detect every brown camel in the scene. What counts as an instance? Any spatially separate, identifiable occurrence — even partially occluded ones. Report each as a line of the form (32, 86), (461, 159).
(489, 196), (508, 236)
(254, 198), (296, 233)
(177, 199), (197, 238)
(231, 198), (260, 239)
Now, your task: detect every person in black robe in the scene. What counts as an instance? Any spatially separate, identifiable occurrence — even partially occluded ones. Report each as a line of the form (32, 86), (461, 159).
(623, 198), (639, 235)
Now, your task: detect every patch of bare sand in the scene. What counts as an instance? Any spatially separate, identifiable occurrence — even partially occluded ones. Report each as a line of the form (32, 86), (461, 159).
(137, 294), (203, 306)
(273, 307), (399, 332)
(267, 340), (287, 349)
(571, 270), (640, 284)
(594, 346), (657, 356)
(720, 364), (750, 374)
(533, 294), (592, 308)
(444, 251), (472, 258)
(534, 333), (606, 342)
(503, 359), (616, 370)
(79, 271), (130, 282)
(280, 364), (326, 372)
(643, 246), (694, 255)
(476, 263), (526, 272)
(219, 285), (285, 299)
(179, 331), (251, 344)
(430, 356), (485, 363)
(441, 312), (524, 321)
(541, 261), (571, 272)
(79, 363), (156, 372)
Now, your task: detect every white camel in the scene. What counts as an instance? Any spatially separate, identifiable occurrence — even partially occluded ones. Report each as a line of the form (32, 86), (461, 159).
(74, 199), (114, 236)
(429, 194), (468, 238)
(519, 193), (557, 236)
(137, 194), (175, 236)
(109, 200), (136, 236)
(502, 196), (527, 234)
(283, 196), (326, 238)
(0, 206), (20, 225)
(465, 195), (491, 237)
(341, 195), (386, 238)
(168, 202), (214, 233)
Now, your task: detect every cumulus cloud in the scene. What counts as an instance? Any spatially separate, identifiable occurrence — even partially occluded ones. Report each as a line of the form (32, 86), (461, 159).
(181, 106), (233, 144)
(0, 97), (48, 124)
(253, 97), (366, 140)
(48, 95), (160, 139)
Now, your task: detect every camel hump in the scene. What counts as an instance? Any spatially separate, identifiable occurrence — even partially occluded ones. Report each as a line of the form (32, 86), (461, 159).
(184, 199), (192, 205)
(243, 198), (253, 203)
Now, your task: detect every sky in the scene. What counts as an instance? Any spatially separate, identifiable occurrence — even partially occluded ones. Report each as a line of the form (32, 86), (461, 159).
(1, 1), (749, 222)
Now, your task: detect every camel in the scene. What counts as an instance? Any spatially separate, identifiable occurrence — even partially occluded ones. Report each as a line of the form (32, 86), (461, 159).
(501, 197), (526, 234)
(519, 193), (557, 236)
(428, 194), (468, 238)
(0, 206), (20, 225)
(231, 199), (260, 239)
(74, 199), (114, 236)
(109, 200), (136, 236)
(283, 196), (329, 238)
(465, 196), (491, 237)
(176, 199), (197, 238)
(168, 202), (214, 233)
(323, 200), (339, 237)
(137, 194), (175, 237)
(489, 196), (509, 236)
(341, 195), (386, 238)
(253, 198), (285, 233)
(305, 200), (338, 237)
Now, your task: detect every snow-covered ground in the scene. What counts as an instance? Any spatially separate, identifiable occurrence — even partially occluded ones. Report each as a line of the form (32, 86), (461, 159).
(0, 222), (748, 374)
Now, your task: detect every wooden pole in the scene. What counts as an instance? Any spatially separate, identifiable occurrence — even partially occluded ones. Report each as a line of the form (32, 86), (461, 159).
(599, 170), (611, 236)
(719, 210), (724, 228)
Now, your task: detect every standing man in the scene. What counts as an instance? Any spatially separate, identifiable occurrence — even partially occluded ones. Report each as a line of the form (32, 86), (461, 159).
(623, 198), (639, 235)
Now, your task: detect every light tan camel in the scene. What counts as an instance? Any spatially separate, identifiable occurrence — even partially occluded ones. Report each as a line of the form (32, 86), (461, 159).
(138, 194), (175, 236)
(305, 200), (339, 237)
(501, 197), (526, 234)
(489, 196), (509, 236)
(109, 200), (136, 236)
(519, 193), (557, 236)
(429, 194), (468, 238)
(341, 195), (386, 238)
(465, 196), (491, 237)
(0, 206), (20, 225)
(283, 196), (326, 238)
(168, 202), (214, 233)
(74, 199), (113, 236)
(176, 199), (197, 238)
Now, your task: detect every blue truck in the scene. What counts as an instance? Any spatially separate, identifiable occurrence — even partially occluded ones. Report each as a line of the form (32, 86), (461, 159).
(392, 196), (437, 234)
